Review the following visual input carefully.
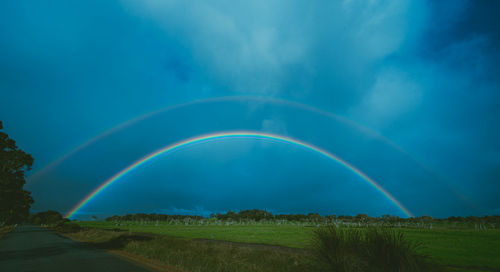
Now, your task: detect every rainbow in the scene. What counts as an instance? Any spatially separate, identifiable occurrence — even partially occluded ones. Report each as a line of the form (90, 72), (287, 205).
(66, 131), (413, 219)
(32, 96), (471, 211)
(29, 95), (421, 183)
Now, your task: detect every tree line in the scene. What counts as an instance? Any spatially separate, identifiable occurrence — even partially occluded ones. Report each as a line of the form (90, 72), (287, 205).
(106, 213), (204, 222)
(28, 210), (81, 232)
(104, 210), (500, 224)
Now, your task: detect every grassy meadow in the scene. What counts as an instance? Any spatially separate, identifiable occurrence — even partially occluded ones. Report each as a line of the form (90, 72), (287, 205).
(74, 220), (500, 271)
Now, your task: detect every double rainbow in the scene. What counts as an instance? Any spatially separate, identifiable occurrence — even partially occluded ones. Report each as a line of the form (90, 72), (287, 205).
(66, 131), (413, 219)
(29, 95), (417, 182)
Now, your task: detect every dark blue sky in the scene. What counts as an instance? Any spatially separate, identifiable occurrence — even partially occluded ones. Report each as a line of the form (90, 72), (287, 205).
(1, 0), (499, 219)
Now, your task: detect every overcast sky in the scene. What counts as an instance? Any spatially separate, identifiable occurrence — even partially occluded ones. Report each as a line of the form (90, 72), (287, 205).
(1, 0), (499, 219)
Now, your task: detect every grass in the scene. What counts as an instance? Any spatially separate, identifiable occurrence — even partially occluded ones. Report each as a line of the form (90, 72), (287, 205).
(66, 228), (317, 272)
(401, 228), (500, 272)
(76, 221), (500, 271)
(78, 221), (314, 248)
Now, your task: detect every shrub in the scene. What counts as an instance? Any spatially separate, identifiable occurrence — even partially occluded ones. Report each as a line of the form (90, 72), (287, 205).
(29, 210), (67, 226)
(312, 226), (443, 272)
(312, 226), (367, 271)
(54, 222), (82, 233)
(364, 227), (442, 271)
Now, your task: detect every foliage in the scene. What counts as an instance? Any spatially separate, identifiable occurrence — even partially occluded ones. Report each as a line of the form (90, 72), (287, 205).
(0, 121), (34, 225)
(312, 226), (444, 272)
(53, 222), (82, 233)
(106, 213), (203, 222)
(363, 228), (441, 271)
(313, 225), (366, 271)
(29, 210), (68, 226)
(106, 210), (337, 223)
(105, 210), (500, 227)
(29, 210), (81, 233)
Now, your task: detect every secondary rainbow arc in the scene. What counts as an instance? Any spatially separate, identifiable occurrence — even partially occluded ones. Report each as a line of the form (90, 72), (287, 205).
(28, 95), (422, 183)
(66, 131), (414, 219)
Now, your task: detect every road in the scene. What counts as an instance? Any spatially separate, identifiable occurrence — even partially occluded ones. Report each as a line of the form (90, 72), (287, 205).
(0, 224), (153, 272)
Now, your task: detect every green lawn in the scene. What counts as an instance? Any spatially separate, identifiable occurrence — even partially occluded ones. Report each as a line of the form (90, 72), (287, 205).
(77, 221), (500, 271)
(401, 228), (500, 270)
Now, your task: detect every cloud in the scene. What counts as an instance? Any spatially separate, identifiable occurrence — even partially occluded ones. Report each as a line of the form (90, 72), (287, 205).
(260, 119), (288, 135)
(120, 0), (422, 98)
(3, 0), (500, 216)
(349, 69), (422, 127)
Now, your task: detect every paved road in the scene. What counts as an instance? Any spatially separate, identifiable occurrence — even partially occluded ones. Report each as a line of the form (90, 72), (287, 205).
(0, 224), (153, 272)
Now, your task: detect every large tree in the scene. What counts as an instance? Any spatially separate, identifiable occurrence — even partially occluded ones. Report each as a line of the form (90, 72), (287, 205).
(0, 121), (34, 224)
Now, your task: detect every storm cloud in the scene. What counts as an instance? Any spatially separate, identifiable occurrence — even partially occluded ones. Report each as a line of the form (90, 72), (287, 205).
(1, 0), (499, 218)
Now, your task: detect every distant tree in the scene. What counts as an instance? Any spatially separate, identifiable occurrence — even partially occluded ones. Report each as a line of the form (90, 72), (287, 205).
(0, 121), (34, 225)
(381, 214), (400, 224)
(106, 215), (121, 222)
(307, 213), (322, 223)
(338, 215), (353, 221)
(29, 210), (67, 226)
(465, 216), (480, 223)
(237, 209), (273, 221)
(354, 214), (370, 223)
(420, 215), (434, 223)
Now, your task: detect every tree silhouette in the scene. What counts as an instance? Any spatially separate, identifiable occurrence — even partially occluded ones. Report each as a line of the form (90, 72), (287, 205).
(0, 121), (34, 224)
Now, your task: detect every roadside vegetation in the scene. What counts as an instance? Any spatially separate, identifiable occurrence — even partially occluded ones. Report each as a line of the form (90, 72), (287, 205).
(0, 225), (15, 238)
(29, 210), (81, 233)
(0, 121), (34, 226)
(0, 121), (35, 238)
(67, 228), (315, 272)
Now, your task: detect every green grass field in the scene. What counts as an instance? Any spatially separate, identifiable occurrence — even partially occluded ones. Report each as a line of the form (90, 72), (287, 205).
(76, 221), (500, 271)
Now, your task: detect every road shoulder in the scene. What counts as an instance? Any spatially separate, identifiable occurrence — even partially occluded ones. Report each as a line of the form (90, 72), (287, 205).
(59, 230), (185, 272)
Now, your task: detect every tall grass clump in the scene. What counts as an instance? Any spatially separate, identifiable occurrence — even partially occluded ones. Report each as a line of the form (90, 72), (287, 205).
(313, 225), (444, 272)
(312, 226), (367, 272)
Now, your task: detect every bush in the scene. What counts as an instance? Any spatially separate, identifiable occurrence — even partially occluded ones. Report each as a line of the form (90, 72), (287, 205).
(364, 227), (442, 271)
(312, 226), (367, 271)
(56, 222), (82, 233)
(312, 226), (443, 272)
(29, 210), (66, 226)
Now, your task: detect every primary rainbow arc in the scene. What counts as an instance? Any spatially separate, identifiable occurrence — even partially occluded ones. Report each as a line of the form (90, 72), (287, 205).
(66, 131), (413, 219)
